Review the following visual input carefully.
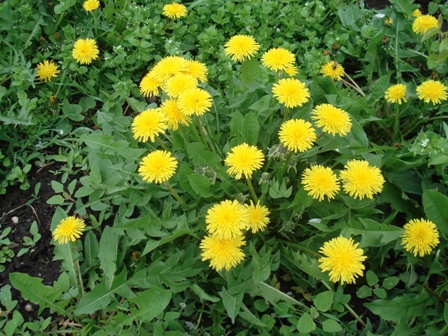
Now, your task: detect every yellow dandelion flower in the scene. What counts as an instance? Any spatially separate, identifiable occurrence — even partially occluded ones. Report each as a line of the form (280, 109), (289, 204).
(301, 165), (340, 201)
(311, 104), (352, 136)
(284, 64), (298, 77)
(401, 218), (440, 257)
(412, 9), (422, 17)
(163, 3), (187, 19)
(272, 78), (310, 108)
(205, 200), (249, 239)
(183, 59), (208, 82)
(319, 236), (367, 285)
(131, 108), (167, 142)
(385, 84), (407, 104)
(412, 14), (438, 34)
(138, 150), (178, 184)
(245, 201), (270, 233)
(177, 87), (212, 116)
(261, 48), (295, 72)
(140, 71), (162, 97)
(340, 160), (385, 200)
(152, 56), (188, 82)
(384, 18), (393, 26)
(164, 73), (198, 98)
(200, 235), (246, 271)
(224, 35), (260, 62)
(35, 60), (60, 82)
(83, 0), (100, 11)
(320, 61), (345, 81)
(416, 80), (448, 105)
(160, 98), (191, 130)
(53, 216), (86, 244)
(279, 119), (316, 153)
(72, 38), (99, 65)
(225, 143), (264, 179)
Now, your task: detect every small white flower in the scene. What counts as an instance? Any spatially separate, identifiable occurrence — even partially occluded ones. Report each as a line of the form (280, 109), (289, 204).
(421, 138), (429, 148)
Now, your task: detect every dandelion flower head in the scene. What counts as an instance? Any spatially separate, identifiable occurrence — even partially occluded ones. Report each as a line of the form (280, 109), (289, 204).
(200, 235), (246, 271)
(205, 200), (249, 239)
(401, 218), (440, 257)
(302, 165), (340, 201)
(416, 80), (447, 105)
(138, 150), (178, 184)
(36, 60), (60, 82)
(183, 59), (208, 82)
(72, 38), (99, 65)
(340, 160), (385, 200)
(152, 56), (188, 82)
(272, 78), (310, 108)
(279, 119), (316, 153)
(83, 0), (100, 11)
(320, 61), (345, 81)
(284, 64), (298, 77)
(412, 9), (422, 17)
(385, 84), (407, 104)
(53, 216), (86, 244)
(319, 236), (367, 285)
(225, 143), (264, 179)
(177, 87), (212, 116)
(132, 108), (167, 142)
(311, 104), (352, 136)
(164, 73), (198, 98)
(161, 98), (191, 130)
(245, 201), (270, 233)
(412, 14), (438, 34)
(140, 71), (162, 97)
(163, 3), (187, 19)
(261, 48), (295, 72)
(224, 35), (260, 62)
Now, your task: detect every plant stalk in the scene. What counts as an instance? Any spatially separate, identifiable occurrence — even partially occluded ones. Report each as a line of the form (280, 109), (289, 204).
(246, 176), (258, 202)
(165, 182), (187, 209)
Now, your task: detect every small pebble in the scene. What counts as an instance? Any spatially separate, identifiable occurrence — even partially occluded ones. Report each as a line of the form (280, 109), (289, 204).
(24, 303), (33, 312)
(12, 216), (19, 224)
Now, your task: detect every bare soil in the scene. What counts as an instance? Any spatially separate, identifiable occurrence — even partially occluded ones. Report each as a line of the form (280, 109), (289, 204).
(0, 164), (62, 320)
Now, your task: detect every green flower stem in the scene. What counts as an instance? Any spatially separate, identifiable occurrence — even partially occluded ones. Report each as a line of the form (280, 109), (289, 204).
(277, 151), (294, 180)
(53, 12), (66, 34)
(283, 241), (321, 258)
(241, 60), (247, 83)
(263, 156), (274, 174)
(121, 0), (128, 11)
(68, 242), (85, 299)
(394, 22), (400, 83)
(156, 136), (169, 151)
(283, 107), (290, 122)
(188, 119), (203, 143)
(321, 280), (367, 328)
(246, 176), (258, 202)
(440, 323), (448, 335)
(54, 70), (67, 99)
(165, 181), (188, 209)
(178, 125), (189, 149)
(195, 115), (217, 153)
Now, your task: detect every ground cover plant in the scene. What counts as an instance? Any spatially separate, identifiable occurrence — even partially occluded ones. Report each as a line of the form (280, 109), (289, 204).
(1, 0), (448, 334)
